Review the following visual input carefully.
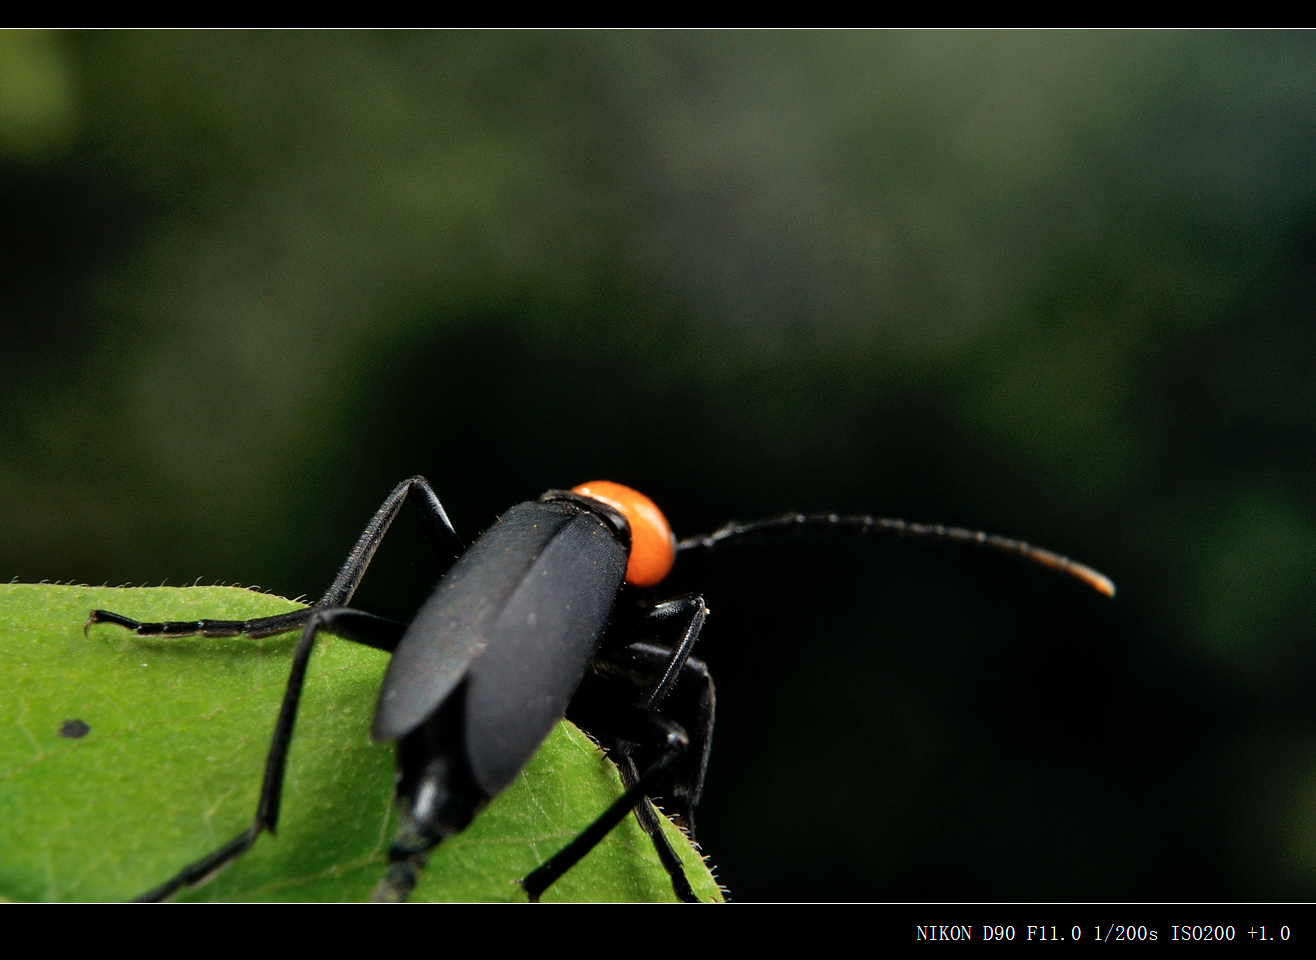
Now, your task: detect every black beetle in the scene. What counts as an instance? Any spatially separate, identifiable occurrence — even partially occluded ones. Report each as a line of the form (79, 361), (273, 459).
(87, 476), (1113, 902)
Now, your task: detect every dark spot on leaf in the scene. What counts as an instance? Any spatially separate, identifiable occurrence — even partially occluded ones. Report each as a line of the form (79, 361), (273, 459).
(59, 719), (90, 739)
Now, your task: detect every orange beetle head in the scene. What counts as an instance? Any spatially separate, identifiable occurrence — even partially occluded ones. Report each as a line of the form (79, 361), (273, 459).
(572, 481), (675, 588)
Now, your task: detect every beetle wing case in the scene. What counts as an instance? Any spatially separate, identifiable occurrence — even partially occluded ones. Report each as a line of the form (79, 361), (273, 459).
(372, 500), (628, 796)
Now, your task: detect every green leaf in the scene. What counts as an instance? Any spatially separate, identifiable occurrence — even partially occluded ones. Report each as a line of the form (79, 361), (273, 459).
(0, 584), (723, 902)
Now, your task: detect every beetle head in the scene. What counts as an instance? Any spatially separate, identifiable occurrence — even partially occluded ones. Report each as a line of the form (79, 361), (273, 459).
(570, 481), (676, 588)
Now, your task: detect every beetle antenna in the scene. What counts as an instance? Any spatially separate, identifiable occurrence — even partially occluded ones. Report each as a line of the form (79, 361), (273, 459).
(677, 514), (1115, 597)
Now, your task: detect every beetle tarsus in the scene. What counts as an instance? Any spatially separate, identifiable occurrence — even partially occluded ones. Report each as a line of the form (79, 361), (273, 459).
(85, 609), (139, 636)
(85, 607), (317, 640)
(134, 825), (261, 902)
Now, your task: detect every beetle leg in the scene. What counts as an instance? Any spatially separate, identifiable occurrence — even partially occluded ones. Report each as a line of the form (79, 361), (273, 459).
(611, 645), (716, 840)
(318, 476), (463, 608)
(569, 597), (714, 901)
(636, 594), (707, 709)
(521, 710), (691, 903)
(89, 477), (462, 641)
(85, 606), (315, 639)
(570, 645), (716, 906)
(601, 593), (707, 704)
(613, 753), (698, 902)
(133, 607), (406, 902)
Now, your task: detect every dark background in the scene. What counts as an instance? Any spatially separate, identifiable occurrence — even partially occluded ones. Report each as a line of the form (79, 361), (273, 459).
(4, 32), (1316, 900)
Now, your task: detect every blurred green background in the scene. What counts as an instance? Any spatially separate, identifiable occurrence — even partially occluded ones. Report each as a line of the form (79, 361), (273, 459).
(3, 31), (1316, 900)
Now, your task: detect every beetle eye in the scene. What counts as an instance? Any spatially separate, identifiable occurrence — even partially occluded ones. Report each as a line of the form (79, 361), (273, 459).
(572, 481), (675, 588)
